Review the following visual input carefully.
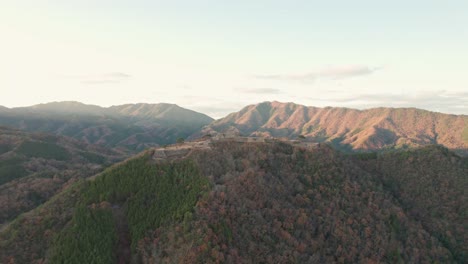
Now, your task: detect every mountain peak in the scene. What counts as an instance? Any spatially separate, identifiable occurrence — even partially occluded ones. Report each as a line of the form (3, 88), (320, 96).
(203, 102), (468, 154)
(32, 101), (99, 108)
(25, 101), (105, 115)
(109, 103), (213, 124)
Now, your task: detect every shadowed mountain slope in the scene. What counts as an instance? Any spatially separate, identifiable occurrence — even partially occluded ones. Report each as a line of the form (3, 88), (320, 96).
(200, 101), (468, 155)
(0, 126), (124, 226)
(25, 101), (107, 115)
(0, 102), (214, 152)
(109, 103), (213, 127)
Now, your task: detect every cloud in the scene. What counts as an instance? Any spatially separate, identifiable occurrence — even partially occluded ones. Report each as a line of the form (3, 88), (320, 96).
(191, 105), (242, 119)
(177, 96), (246, 119)
(81, 72), (132, 84)
(62, 72), (132, 85)
(319, 66), (381, 80)
(254, 65), (381, 82)
(105, 72), (132, 79)
(254, 73), (317, 82)
(234, 87), (282, 94)
(306, 90), (468, 115)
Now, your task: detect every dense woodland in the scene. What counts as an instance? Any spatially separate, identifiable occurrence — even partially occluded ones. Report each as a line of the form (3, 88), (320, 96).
(0, 127), (123, 226)
(0, 153), (210, 263)
(142, 142), (466, 263)
(48, 206), (117, 264)
(0, 140), (466, 263)
(361, 146), (467, 261)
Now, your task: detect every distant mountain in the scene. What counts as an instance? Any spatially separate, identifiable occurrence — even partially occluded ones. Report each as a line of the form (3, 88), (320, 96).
(0, 102), (214, 152)
(20, 101), (107, 116)
(200, 101), (468, 154)
(1, 139), (466, 263)
(0, 126), (123, 226)
(109, 103), (214, 127)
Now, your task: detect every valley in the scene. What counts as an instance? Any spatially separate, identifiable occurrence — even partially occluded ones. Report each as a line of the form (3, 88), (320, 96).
(0, 101), (466, 263)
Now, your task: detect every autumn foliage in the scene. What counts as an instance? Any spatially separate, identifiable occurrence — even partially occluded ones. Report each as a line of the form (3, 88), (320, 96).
(0, 141), (466, 263)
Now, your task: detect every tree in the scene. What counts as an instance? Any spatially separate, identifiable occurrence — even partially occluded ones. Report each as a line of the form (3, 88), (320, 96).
(177, 138), (185, 144)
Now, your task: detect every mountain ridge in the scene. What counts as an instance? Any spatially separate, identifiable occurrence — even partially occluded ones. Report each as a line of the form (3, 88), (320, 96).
(6, 101), (213, 122)
(0, 102), (214, 152)
(2, 101), (467, 154)
(200, 101), (468, 155)
(3, 100), (467, 120)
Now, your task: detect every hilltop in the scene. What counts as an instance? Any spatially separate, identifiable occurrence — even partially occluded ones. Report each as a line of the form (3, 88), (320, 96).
(1, 138), (465, 263)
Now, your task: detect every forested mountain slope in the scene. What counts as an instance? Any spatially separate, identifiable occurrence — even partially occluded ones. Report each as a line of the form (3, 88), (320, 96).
(0, 126), (123, 227)
(200, 101), (468, 155)
(0, 101), (213, 152)
(354, 146), (468, 261)
(1, 139), (465, 263)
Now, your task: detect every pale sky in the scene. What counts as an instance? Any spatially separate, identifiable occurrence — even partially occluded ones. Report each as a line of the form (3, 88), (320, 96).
(1, 1), (467, 118)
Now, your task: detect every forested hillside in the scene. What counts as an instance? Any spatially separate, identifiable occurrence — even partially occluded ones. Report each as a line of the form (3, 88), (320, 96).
(0, 126), (123, 227)
(355, 146), (468, 261)
(1, 139), (465, 263)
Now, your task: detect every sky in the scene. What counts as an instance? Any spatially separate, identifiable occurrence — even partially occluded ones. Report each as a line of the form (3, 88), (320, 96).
(1, 1), (467, 118)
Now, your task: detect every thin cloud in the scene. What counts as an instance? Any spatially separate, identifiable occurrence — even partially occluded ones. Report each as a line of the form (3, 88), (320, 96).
(61, 72), (132, 85)
(178, 96), (246, 119)
(254, 65), (381, 82)
(254, 73), (317, 82)
(319, 66), (381, 80)
(234, 88), (282, 94)
(81, 80), (122, 84)
(105, 72), (132, 78)
(81, 72), (132, 84)
(306, 90), (468, 115)
(191, 105), (242, 119)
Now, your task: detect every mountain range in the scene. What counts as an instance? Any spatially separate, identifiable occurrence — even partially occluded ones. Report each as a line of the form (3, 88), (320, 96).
(1, 101), (467, 155)
(0, 101), (467, 263)
(0, 102), (213, 152)
(200, 101), (468, 155)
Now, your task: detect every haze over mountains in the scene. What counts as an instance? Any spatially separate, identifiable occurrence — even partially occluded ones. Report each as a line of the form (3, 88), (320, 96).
(0, 102), (213, 152)
(1, 101), (467, 155)
(2, 1), (467, 262)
